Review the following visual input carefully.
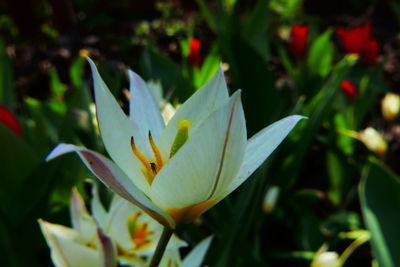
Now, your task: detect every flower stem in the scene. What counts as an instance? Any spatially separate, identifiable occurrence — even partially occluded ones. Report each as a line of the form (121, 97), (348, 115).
(149, 227), (174, 267)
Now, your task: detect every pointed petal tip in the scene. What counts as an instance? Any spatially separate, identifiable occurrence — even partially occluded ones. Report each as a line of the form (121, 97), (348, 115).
(45, 144), (72, 162)
(288, 114), (308, 123)
(230, 89), (242, 103)
(85, 56), (96, 68)
(127, 69), (138, 80)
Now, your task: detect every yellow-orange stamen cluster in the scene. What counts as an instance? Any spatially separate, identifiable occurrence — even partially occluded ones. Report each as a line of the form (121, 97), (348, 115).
(127, 212), (154, 250)
(130, 118), (192, 186)
(130, 133), (164, 185)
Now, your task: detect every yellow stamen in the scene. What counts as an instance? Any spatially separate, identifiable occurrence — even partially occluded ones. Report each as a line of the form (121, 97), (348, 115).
(148, 131), (163, 171)
(130, 137), (152, 172)
(169, 118), (192, 158)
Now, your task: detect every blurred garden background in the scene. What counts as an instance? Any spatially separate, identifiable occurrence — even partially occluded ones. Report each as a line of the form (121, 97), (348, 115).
(2, 0), (400, 266)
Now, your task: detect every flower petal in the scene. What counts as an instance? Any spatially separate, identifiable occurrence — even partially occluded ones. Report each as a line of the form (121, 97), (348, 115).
(182, 236), (213, 267)
(128, 70), (164, 142)
(150, 91), (245, 210)
(38, 219), (100, 267)
(87, 58), (150, 193)
(158, 65), (229, 157)
(97, 228), (117, 267)
(70, 188), (97, 242)
(89, 181), (108, 230)
(225, 115), (305, 195)
(46, 144), (175, 228)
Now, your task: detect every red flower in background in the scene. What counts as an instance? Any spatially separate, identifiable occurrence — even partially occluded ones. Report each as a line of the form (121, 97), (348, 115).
(289, 24), (309, 60)
(188, 38), (201, 67)
(0, 105), (22, 136)
(340, 80), (358, 98)
(336, 22), (379, 65)
(363, 39), (379, 65)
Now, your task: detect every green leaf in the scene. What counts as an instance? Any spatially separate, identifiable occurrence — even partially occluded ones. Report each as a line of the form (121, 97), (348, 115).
(326, 151), (348, 206)
(359, 158), (400, 267)
(140, 46), (192, 99)
(193, 47), (220, 89)
(306, 30), (334, 78)
(0, 123), (40, 215)
(0, 39), (15, 110)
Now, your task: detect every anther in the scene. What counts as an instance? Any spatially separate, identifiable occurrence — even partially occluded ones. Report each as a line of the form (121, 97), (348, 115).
(150, 162), (157, 174)
(148, 131), (163, 171)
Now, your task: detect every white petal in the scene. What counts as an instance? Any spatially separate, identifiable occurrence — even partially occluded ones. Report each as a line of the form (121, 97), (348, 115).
(226, 115), (305, 195)
(158, 65), (229, 157)
(46, 144), (175, 228)
(38, 219), (100, 267)
(208, 91), (246, 198)
(150, 92), (245, 210)
(87, 58), (150, 193)
(70, 189), (97, 242)
(97, 229), (117, 267)
(105, 196), (149, 252)
(89, 181), (108, 230)
(128, 70), (164, 142)
(182, 236), (213, 267)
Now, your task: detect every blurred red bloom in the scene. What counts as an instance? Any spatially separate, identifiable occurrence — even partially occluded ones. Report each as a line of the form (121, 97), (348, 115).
(188, 38), (201, 67)
(340, 80), (357, 98)
(336, 22), (379, 65)
(289, 24), (309, 60)
(363, 39), (379, 65)
(0, 105), (22, 136)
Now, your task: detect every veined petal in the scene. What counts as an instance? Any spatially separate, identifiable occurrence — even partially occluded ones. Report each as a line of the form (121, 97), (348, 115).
(182, 236), (213, 267)
(150, 92), (244, 211)
(207, 91), (246, 199)
(38, 219), (100, 267)
(46, 144), (175, 229)
(87, 58), (150, 192)
(128, 70), (164, 142)
(225, 115), (305, 196)
(158, 65), (229, 157)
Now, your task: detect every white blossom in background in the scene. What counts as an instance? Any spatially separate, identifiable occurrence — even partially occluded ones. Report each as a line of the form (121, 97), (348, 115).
(39, 186), (212, 267)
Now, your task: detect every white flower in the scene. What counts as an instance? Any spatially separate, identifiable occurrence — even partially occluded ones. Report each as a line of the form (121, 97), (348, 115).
(46, 58), (304, 228)
(359, 127), (387, 156)
(39, 187), (187, 267)
(311, 251), (339, 267)
(382, 93), (400, 121)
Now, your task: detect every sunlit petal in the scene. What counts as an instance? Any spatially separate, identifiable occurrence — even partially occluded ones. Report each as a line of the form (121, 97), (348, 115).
(87, 58), (151, 191)
(158, 65), (229, 157)
(128, 70), (164, 142)
(38, 219), (100, 267)
(150, 92), (243, 210)
(226, 115), (305, 195)
(70, 188), (97, 242)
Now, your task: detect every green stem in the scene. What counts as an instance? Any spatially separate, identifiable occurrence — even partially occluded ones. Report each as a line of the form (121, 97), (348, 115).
(149, 227), (174, 267)
(338, 233), (369, 266)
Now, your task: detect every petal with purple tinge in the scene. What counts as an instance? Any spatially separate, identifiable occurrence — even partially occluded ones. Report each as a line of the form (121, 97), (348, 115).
(46, 144), (175, 228)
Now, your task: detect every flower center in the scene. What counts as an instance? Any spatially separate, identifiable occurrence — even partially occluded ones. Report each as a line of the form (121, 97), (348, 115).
(130, 118), (192, 185)
(127, 212), (154, 250)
